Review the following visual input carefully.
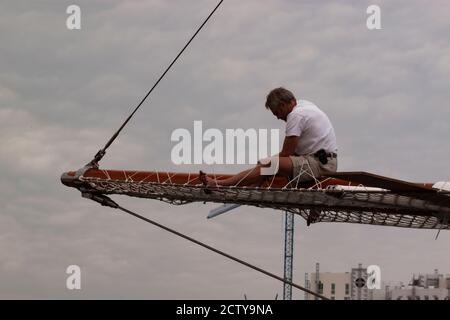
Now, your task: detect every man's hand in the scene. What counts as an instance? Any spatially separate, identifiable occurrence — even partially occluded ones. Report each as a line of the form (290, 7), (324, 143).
(257, 157), (273, 167)
(258, 155), (280, 175)
(257, 135), (298, 164)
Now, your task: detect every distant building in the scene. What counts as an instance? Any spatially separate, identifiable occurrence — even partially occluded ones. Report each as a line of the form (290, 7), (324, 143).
(390, 286), (448, 300)
(305, 265), (450, 300)
(351, 264), (369, 300)
(305, 263), (363, 300)
(387, 269), (449, 300)
(306, 270), (351, 300)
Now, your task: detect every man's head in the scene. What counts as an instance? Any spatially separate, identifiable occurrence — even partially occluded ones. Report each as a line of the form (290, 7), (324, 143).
(265, 87), (297, 121)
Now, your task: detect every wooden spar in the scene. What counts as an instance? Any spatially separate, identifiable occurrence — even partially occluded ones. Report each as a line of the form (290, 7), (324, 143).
(62, 168), (362, 189)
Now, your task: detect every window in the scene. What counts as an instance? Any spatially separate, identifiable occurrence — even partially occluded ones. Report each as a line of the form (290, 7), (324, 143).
(331, 283), (335, 295)
(345, 283), (350, 295)
(331, 297), (335, 300)
(344, 297), (350, 300)
(318, 281), (324, 294)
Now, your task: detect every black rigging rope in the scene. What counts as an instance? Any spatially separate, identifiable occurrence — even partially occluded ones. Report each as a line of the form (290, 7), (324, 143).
(88, 0), (225, 166)
(81, 0), (328, 299)
(84, 193), (328, 300)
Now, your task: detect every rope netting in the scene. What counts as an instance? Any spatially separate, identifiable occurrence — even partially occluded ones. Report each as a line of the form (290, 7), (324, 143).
(69, 163), (450, 230)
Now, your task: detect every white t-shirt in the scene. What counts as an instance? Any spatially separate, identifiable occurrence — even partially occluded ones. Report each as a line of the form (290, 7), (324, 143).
(285, 99), (337, 155)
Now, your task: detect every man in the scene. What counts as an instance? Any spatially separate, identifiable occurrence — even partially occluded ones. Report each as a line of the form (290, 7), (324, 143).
(200, 87), (337, 187)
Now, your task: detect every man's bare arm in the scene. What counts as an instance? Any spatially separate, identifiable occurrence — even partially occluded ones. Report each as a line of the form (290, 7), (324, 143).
(258, 136), (299, 166)
(279, 135), (299, 157)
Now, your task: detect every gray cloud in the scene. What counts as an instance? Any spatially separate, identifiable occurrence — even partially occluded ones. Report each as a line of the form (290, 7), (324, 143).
(1, 0), (450, 299)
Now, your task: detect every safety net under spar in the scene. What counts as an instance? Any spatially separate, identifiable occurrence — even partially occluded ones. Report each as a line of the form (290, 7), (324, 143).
(61, 168), (450, 230)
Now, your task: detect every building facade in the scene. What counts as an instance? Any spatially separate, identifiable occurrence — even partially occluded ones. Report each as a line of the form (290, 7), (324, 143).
(305, 265), (450, 300)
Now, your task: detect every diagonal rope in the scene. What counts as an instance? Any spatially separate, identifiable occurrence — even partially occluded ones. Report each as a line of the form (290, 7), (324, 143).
(88, 0), (225, 166)
(84, 193), (328, 299)
(118, 204), (329, 300)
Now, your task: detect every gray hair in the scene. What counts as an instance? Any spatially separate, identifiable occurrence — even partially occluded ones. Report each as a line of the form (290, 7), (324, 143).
(265, 87), (296, 110)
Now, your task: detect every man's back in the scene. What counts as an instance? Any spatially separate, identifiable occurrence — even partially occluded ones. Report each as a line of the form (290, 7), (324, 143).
(285, 99), (337, 155)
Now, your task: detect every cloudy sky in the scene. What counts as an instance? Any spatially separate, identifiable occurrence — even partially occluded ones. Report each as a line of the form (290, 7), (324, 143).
(1, 0), (449, 299)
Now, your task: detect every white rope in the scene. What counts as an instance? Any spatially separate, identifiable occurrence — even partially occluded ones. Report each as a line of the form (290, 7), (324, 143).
(235, 166), (259, 187)
(284, 157), (320, 189)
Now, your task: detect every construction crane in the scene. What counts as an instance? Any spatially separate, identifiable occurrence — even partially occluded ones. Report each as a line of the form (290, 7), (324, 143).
(209, 205), (295, 300)
(283, 211), (294, 300)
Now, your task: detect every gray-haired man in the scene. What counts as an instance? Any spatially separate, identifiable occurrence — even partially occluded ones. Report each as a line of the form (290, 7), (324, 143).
(200, 87), (337, 187)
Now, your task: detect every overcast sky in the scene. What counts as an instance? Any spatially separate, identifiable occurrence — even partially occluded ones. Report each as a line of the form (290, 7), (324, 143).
(1, 0), (450, 299)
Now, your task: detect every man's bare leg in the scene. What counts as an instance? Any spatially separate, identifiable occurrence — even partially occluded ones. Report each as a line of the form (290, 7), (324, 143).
(200, 157), (293, 187)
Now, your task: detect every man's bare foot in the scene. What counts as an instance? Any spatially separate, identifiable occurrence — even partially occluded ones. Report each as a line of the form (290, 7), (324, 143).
(199, 170), (216, 187)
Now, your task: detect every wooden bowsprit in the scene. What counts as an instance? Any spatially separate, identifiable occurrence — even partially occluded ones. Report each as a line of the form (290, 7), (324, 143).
(61, 167), (450, 230)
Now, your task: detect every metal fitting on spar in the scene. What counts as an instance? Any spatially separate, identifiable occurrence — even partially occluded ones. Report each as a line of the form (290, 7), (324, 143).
(81, 193), (119, 209)
(61, 171), (79, 188)
(61, 164), (97, 189)
(61, 170), (118, 209)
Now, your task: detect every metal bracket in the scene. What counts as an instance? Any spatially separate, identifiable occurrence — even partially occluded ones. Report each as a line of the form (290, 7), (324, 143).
(85, 149), (106, 169)
(81, 192), (119, 209)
